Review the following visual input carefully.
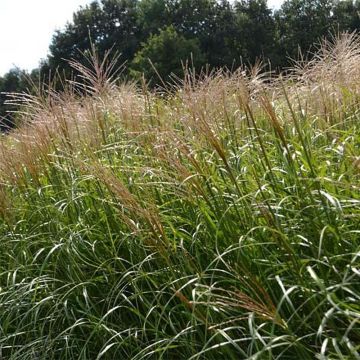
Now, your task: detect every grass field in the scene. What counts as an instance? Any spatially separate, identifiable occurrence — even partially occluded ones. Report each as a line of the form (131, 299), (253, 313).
(0, 34), (359, 359)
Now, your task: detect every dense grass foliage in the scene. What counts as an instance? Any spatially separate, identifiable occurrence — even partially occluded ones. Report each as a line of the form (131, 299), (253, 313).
(0, 35), (359, 359)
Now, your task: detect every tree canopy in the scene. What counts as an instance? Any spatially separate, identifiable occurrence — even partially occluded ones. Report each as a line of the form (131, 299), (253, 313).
(43, 0), (360, 79)
(1, 0), (360, 127)
(131, 25), (205, 84)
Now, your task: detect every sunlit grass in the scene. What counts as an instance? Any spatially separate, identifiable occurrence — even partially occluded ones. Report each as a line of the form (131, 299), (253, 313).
(0, 34), (359, 359)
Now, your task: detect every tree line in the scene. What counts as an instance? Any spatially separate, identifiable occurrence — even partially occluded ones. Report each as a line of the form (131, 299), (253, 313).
(1, 0), (360, 128)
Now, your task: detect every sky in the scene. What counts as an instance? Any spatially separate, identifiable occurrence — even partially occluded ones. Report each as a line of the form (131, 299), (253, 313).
(0, 0), (284, 76)
(268, 0), (284, 9)
(0, 0), (92, 75)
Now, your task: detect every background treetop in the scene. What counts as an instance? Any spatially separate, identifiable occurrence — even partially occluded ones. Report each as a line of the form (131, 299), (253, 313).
(1, 0), (360, 127)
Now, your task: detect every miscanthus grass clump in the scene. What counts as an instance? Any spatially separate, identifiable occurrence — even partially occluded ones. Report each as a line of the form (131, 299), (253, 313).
(0, 34), (359, 359)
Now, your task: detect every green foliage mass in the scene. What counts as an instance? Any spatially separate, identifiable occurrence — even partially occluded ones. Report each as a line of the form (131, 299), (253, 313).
(48, 0), (140, 78)
(1, 0), (360, 126)
(275, 0), (334, 59)
(130, 26), (205, 84)
(0, 69), (30, 131)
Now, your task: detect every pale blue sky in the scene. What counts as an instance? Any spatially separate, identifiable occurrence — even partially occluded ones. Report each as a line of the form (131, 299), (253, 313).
(0, 0), (284, 76)
(0, 0), (92, 75)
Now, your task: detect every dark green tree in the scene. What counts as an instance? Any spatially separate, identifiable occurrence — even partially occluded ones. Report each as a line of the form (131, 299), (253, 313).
(275, 0), (335, 63)
(137, 0), (171, 35)
(167, 0), (219, 37)
(332, 0), (360, 32)
(0, 69), (29, 130)
(130, 25), (205, 85)
(233, 0), (278, 66)
(4, 0), (359, 108)
(137, 0), (239, 68)
(47, 0), (141, 79)
(193, 0), (240, 68)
